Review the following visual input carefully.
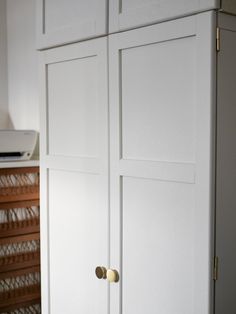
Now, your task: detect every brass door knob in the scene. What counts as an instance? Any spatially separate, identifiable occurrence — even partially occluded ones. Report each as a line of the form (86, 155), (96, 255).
(95, 266), (107, 279)
(106, 269), (119, 283)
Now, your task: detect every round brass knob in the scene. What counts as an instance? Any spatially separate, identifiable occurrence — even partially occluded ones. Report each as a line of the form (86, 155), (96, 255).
(106, 269), (119, 283)
(95, 266), (107, 279)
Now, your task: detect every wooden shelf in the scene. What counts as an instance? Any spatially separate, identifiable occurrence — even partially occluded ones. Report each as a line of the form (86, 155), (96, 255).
(0, 265), (40, 280)
(0, 199), (39, 209)
(0, 200), (40, 237)
(0, 298), (41, 313)
(0, 232), (40, 245)
(0, 266), (41, 311)
(0, 166), (39, 175)
(0, 186), (39, 203)
(0, 219), (40, 238)
(0, 166), (41, 313)
(0, 250), (40, 273)
(0, 284), (41, 312)
(0, 167), (39, 204)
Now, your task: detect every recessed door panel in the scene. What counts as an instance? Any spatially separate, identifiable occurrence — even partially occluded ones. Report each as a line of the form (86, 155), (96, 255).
(47, 56), (99, 158)
(48, 170), (108, 314)
(44, 0), (96, 34)
(121, 36), (196, 163)
(122, 177), (195, 314)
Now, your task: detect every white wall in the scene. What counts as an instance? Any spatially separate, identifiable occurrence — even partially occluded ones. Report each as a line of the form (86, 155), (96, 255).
(7, 0), (39, 131)
(0, 0), (9, 128)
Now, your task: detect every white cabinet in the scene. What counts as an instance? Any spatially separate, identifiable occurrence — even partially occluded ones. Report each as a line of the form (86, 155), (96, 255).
(109, 0), (236, 33)
(109, 0), (220, 32)
(39, 8), (236, 314)
(36, 0), (107, 49)
(36, 0), (236, 49)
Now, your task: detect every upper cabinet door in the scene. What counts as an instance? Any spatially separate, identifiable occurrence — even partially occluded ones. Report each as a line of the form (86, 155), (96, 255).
(36, 0), (108, 49)
(109, 0), (219, 32)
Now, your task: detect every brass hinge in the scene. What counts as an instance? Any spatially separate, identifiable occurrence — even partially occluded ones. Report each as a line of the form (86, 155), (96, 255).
(213, 256), (219, 281)
(216, 27), (220, 52)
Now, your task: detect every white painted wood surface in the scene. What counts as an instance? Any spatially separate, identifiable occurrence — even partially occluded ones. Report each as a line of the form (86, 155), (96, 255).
(109, 0), (219, 33)
(215, 13), (236, 314)
(109, 12), (216, 314)
(36, 0), (107, 49)
(39, 38), (109, 314)
(36, 0), (236, 50)
(48, 170), (108, 314)
(0, 160), (39, 168)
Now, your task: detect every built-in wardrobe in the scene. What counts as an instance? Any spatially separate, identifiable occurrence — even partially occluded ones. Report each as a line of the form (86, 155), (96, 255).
(37, 1), (236, 313)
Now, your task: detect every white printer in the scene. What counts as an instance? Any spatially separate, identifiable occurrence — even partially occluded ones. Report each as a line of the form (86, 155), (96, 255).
(0, 130), (38, 161)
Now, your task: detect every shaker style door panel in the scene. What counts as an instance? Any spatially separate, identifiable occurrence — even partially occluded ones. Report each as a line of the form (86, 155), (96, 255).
(109, 0), (219, 32)
(120, 34), (196, 163)
(36, 0), (107, 49)
(109, 12), (216, 314)
(47, 170), (108, 314)
(121, 178), (195, 314)
(39, 38), (109, 314)
(47, 55), (99, 158)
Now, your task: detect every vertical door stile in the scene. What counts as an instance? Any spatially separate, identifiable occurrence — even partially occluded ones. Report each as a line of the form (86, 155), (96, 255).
(195, 11), (217, 314)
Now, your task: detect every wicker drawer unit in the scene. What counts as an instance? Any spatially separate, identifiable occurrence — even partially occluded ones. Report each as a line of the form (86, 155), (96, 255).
(0, 166), (40, 314)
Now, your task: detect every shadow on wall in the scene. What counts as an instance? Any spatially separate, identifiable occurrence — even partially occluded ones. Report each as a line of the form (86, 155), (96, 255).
(0, 109), (14, 129)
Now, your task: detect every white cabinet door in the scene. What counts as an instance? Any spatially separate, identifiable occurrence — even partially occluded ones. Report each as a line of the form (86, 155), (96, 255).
(109, 12), (216, 314)
(39, 38), (109, 314)
(36, 0), (107, 49)
(109, 0), (219, 33)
